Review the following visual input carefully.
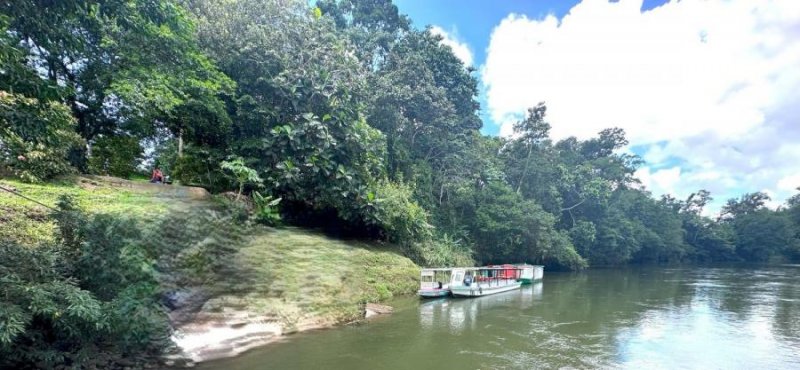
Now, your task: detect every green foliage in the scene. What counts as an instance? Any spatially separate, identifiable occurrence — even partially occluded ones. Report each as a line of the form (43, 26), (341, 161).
(0, 91), (83, 182)
(221, 157), (262, 199)
(0, 196), (170, 368)
(372, 180), (433, 243)
(720, 192), (771, 221)
(470, 182), (586, 269)
(252, 191), (283, 226)
(734, 210), (795, 262)
(0, 0), (233, 165)
(404, 234), (475, 268)
(191, 0), (389, 224)
(88, 135), (143, 178)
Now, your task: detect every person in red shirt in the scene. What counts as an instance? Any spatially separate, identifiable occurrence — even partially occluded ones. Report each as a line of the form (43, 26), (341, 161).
(150, 167), (163, 183)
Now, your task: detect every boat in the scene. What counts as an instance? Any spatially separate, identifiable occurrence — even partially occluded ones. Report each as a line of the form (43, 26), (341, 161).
(417, 268), (457, 298)
(516, 264), (544, 284)
(449, 265), (522, 297)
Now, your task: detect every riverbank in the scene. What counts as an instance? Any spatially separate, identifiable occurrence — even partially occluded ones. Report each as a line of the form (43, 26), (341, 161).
(0, 176), (420, 365)
(169, 227), (419, 363)
(198, 266), (800, 370)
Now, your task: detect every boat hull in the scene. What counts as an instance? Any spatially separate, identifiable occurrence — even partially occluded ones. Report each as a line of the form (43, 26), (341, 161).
(418, 289), (450, 298)
(450, 281), (521, 297)
(518, 277), (543, 285)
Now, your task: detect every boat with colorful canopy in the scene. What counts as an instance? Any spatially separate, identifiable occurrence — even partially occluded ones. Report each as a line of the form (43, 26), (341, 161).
(449, 265), (523, 297)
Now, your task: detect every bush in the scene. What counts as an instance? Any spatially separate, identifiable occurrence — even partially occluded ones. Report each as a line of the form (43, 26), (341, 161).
(404, 233), (474, 267)
(372, 180), (433, 244)
(369, 181), (474, 266)
(221, 157), (262, 199)
(0, 197), (171, 368)
(169, 145), (230, 191)
(0, 91), (83, 182)
(252, 191), (282, 226)
(88, 135), (143, 178)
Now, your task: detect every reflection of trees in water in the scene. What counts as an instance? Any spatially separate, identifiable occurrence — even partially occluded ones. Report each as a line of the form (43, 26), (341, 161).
(690, 267), (800, 336)
(772, 268), (800, 344)
(540, 269), (694, 330)
(206, 267), (800, 370)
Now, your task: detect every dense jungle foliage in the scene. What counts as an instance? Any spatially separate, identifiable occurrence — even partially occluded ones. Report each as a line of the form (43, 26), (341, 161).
(3, 0), (799, 268)
(1, 0), (799, 366)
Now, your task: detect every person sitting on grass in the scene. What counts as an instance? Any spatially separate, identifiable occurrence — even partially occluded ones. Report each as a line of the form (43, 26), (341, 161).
(150, 167), (164, 183)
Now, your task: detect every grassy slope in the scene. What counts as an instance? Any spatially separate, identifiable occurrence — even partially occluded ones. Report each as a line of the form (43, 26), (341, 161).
(0, 177), (167, 246)
(0, 176), (419, 330)
(205, 228), (419, 331)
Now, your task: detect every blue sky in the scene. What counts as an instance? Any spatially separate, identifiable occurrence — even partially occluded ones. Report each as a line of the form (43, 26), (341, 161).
(395, 0), (590, 136)
(395, 0), (670, 135)
(392, 0), (800, 214)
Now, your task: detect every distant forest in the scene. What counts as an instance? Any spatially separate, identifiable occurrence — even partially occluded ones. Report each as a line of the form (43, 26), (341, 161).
(2, 0), (799, 269)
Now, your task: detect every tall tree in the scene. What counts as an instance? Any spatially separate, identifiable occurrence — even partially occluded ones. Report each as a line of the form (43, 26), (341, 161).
(191, 0), (386, 224)
(0, 0), (232, 161)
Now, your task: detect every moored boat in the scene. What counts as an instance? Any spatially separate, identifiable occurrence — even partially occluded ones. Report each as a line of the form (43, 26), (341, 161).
(449, 266), (522, 297)
(417, 268), (457, 298)
(516, 264), (544, 284)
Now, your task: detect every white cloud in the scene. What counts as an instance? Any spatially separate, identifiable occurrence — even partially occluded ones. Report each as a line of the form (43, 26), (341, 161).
(777, 174), (800, 192)
(482, 0), (800, 210)
(430, 25), (474, 67)
(635, 167), (682, 196)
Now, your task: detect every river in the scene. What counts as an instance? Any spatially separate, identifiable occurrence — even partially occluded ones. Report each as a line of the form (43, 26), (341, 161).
(199, 266), (800, 369)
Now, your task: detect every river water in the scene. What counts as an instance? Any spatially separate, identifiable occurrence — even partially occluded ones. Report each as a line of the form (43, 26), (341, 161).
(200, 266), (800, 369)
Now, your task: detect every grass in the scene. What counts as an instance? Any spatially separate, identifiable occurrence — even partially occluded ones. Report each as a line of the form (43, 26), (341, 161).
(0, 176), (167, 246)
(200, 227), (420, 330)
(1, 176), (420, 331)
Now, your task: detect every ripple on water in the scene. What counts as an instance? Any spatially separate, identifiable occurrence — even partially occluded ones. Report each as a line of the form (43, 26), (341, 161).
(198, 267), (800, 370)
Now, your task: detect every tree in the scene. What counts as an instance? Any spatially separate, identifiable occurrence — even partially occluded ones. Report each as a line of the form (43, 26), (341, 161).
(318, 0), (411, 69)
(734, 210), (794, 262)
(719, 192), (770, 221)
(0, 91), (83, 181)
(1, 0), (233, 164)
(221, 157), (262, 200)
(469, 182), (586, 269)
(192, 0), (386, 225)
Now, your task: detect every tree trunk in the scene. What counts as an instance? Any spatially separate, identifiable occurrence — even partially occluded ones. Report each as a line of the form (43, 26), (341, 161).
(517, 144), (534, 194)
(178, 128), (184, 158)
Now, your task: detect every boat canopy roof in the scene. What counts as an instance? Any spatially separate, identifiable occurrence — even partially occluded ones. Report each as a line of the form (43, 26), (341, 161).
(421, 265), (541, 272)
(461, 266), (522, 271)
(420, 268), (458, 272)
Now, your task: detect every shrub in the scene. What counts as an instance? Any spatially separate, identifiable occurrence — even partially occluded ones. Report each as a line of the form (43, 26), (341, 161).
(404, 233), (475, 267)
(169, 145), (230, 191)
(0, 197), (171, 368)
(369, 181), (475, 266)
(252, 191), (282, 226)
(221, 157), (262, 199)
(0, 91), (83, 182)
(372, 180), (433, 244)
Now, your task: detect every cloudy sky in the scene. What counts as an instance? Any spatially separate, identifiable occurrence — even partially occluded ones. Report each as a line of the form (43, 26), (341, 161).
(395, 0), (800, 214)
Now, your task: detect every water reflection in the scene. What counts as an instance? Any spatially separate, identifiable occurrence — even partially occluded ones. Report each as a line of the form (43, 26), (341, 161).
(419, 284), (544, 334)
(200, 267), (800, 370)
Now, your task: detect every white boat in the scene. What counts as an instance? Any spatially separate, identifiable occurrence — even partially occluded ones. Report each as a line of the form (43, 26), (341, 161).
(417, 268), (459, 298)
(516, 264), (544, 284)
(449, 266), (523, 297)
